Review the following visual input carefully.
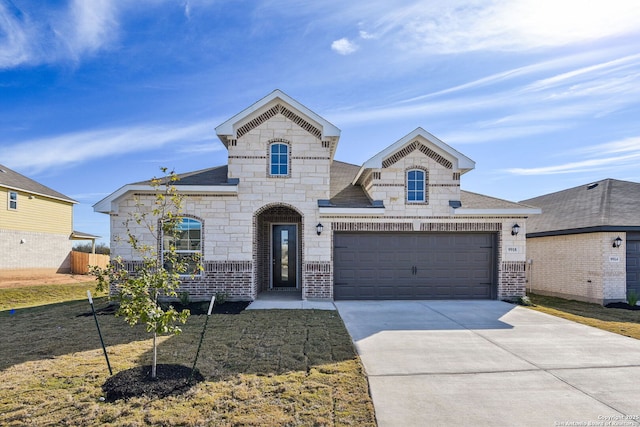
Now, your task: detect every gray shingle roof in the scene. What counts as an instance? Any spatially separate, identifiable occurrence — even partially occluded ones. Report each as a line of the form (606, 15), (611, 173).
(0, 164), (76, 203)
(520, 178), (640, 234)
(133, 166), (231, 186)
(126, 162), (532, 211)
(460, 190), (535, 210)
(329, 161), (373, 207)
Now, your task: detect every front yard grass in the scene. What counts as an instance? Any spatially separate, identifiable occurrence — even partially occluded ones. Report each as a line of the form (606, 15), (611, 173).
(0, 289), (375, 426)
(0, 282), (104, 311)
(527, 293), (640, 340)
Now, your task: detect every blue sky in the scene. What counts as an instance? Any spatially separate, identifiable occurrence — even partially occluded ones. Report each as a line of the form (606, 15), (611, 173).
(2, 0), (640, 244)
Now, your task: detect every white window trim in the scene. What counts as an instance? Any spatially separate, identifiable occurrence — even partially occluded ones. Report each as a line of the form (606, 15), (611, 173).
(161, 217), (203, 277)
(269, 142), (290, 177)
(406, 169), (426, 204)
(8, 191), (17, 210)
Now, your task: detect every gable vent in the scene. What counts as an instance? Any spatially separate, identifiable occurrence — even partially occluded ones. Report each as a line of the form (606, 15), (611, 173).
(236, 104), (322, 139)
(382, 140), (453, 169)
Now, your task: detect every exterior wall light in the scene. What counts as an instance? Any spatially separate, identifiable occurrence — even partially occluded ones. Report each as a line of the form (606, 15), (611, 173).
(511, 223), (520, 236)
(613, 236), (623, 248)
(316, 223), (324, 236)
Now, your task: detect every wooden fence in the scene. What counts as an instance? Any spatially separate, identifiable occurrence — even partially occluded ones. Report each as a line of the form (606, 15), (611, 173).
(70, 251), (110, 275)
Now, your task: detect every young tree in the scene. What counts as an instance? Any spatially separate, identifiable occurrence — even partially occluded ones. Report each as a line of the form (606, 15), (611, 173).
(93, 168), (200, 379)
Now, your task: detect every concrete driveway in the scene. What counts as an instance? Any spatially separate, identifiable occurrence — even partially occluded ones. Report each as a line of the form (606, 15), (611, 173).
(334, 300), (640, 427)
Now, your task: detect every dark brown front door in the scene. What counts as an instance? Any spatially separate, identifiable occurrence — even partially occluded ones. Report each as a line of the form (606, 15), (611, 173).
(272, 224), (297, 288)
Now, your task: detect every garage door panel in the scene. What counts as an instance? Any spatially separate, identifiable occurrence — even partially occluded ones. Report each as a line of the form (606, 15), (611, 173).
(334, 232), (496, 300)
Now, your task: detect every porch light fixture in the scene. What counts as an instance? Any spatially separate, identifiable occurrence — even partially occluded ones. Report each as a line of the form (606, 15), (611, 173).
(613, 236), (623, 248)
(511, 223), (520, 236)
(316, 223), (324, 236)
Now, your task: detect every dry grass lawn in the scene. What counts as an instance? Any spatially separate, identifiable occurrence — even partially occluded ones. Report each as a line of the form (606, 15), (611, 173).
(0, 285), (375, 426)
(527, 293), (640, 340)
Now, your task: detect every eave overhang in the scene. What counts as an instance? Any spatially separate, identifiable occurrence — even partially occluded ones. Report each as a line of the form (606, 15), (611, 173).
(0, 184), (78, 204)
(527, 225), (640, 238)
(317, 199), (385, 216)
(318, 207), (386, 216)
(452, 208), (542, 216)
(93, 183), (238, 214)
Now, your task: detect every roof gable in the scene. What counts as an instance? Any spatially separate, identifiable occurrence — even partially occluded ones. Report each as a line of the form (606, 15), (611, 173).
(0, 164), (76, 204)
(215, 90), (341, 147)
(353, 128), (475, 184)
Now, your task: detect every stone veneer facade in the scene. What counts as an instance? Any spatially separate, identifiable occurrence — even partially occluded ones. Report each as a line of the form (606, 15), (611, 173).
(106, 93), (530, 302)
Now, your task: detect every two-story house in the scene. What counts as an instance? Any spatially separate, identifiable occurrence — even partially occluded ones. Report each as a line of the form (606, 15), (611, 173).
(0, 164), (78, 276)
(94, 90), (539, 301)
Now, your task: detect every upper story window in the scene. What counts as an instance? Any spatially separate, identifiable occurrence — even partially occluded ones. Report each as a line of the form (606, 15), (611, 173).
(8, 191), (17, 210)
(270, 143), (289, 176)
(162, 217), (202, 276)
(407, 169), (426, 203)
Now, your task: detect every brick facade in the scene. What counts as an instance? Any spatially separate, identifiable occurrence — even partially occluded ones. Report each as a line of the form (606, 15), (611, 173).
(0, 229), (72, 273)
(527, 232), (627, 304)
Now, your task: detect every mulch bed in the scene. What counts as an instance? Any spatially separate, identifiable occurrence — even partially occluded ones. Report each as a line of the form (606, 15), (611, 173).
(605, 302), (640, 311)
(102, 364), (204, 401)
(78, 300), (250, 317)
(171, 300), (250, 315)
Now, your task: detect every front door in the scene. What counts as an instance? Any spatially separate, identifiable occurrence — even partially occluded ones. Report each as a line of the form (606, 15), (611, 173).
(272, 224), (297, 288)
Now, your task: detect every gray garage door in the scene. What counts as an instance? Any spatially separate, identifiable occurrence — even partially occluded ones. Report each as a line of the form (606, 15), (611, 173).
(334, 232), (496, 300)
(627, 233), (640, 296)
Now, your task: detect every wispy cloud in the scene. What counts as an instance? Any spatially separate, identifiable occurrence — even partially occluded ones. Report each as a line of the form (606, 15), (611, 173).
(331, 37), (358, 55)
(332, 47), (640, 148)
(359, 0), (640, 54)
(505, 137), (640, 175)
(4, 120), (217, 174)
(442, 124), (570, 145)
(0, 1), (37, 68)
(0, 0), (119, 68)
(62, 0), (119, 58)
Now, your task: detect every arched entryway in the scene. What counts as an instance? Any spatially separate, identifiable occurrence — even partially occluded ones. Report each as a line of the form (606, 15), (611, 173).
(254, 204), (303, 295)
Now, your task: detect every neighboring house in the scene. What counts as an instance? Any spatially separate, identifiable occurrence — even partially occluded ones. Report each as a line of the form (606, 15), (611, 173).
(0, 164), (78, 275)
(521, 179), (640, 304)
(95, 90), (539, 301)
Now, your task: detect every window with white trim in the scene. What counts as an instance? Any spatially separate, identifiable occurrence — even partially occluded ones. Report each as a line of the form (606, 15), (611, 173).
(270, 143), (289, 176)
(407, 169), (426, 203)
(8, 191), (17, 210)
(162, 217), (202, 276)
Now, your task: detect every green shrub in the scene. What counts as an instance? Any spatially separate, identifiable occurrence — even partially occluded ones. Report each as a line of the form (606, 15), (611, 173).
(627, 291), (639, 306)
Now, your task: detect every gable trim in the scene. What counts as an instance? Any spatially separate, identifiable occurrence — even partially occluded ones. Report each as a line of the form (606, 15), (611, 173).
(352, 127), (475, 185)
(383, 140), (453, 169)
(236, 103), (323, 139)
(216, 90), (340, 143)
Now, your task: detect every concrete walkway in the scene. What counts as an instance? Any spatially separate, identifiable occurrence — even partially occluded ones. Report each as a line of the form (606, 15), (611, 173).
(335, 300), (640, 427)
(246, 292), (336, 310)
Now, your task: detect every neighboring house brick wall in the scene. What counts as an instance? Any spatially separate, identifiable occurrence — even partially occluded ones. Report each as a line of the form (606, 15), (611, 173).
(0, 229), (72, 272)
(527, 232), (626, 304)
